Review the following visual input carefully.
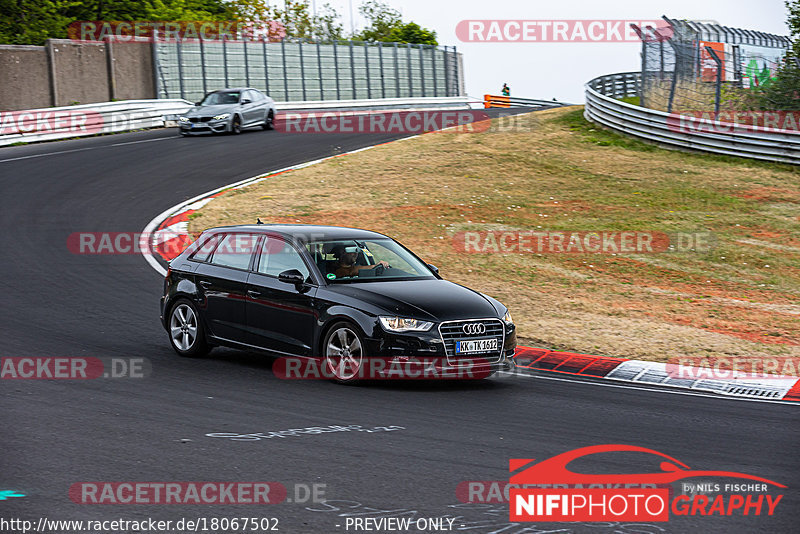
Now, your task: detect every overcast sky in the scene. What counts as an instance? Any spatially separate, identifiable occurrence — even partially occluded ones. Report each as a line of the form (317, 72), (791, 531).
(311, 0), (791, 103)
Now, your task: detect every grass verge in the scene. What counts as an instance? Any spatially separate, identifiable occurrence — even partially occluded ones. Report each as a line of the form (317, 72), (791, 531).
(188, 106), (800, 363)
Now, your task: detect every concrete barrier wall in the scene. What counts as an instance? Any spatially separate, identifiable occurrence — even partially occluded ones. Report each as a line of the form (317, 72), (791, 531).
(109, 41), (156, 100)
(0, 45), (52, 110)
(0, 40), (155, 111)
(49, 40), (110, 107)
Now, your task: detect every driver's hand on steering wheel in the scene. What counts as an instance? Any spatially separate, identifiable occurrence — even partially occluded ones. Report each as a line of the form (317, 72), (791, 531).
(375, 261), (390, 268)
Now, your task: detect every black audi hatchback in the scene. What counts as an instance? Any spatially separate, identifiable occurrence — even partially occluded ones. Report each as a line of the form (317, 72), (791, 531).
(160, 224), (516, 382)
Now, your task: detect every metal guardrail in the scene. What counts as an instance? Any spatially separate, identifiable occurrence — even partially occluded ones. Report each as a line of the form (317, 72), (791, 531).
(0, 100), (194, 147)
(584, 72), (800, 165)
(276, 96), (471, 112)
(0, 97), (472, 147)
(483, 94), (569, 108)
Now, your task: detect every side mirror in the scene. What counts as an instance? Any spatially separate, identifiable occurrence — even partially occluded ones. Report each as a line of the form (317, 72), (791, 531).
(427, 264), (439, 275)
(278, 269), (305, 286)
(241, 98), (252, 104)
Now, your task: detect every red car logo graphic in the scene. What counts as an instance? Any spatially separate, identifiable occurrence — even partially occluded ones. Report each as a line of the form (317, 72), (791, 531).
(510, 444), (786, 487)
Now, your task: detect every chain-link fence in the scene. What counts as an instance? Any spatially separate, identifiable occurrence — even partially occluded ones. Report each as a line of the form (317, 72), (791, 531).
(153, 38), (462, 103)
(635, 17), (792, 115)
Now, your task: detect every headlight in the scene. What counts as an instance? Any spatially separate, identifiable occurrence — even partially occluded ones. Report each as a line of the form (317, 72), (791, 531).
(178, 116), (190, 122)
(212, 113), (231, 121)
(503, 310), (513, 325)
(379, 316), (434, 332)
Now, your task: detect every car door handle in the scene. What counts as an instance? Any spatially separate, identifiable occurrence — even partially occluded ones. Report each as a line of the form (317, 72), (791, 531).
(198, 281), (212, 289)
(247, 290), (261, 298)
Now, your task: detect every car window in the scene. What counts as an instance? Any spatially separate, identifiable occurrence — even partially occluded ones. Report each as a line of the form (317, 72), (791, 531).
(305, 238), (432, 282)
(209, 234), (259, 270)
(242, 90), (255, 103)
(190, 234), (220, 262)
(201, 92), (240, 105)
(257, 236), (310, 279)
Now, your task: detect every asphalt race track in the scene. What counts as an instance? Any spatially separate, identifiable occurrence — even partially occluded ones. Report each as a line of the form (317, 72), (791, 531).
(1, 113), (798, 533)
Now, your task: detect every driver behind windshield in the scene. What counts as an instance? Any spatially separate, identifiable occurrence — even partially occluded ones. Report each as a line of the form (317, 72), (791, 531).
(332, 245), (388, 278)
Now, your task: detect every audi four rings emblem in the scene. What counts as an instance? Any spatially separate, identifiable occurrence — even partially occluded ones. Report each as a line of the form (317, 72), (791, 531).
(462, 323), (486, 335)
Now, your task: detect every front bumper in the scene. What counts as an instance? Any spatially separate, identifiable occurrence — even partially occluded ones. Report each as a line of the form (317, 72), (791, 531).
(179, 120), (229, 134)
(359, 321), (517, 379)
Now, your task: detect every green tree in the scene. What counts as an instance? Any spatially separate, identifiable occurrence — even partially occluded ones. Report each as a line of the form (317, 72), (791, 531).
(254, 0), (342, 41)
(388, 21), (436, 45)
(752, 1), (800, 110)
(0, 0), (230, 45)
(355, 0), (437, 44)
(788, 0), (800, 57)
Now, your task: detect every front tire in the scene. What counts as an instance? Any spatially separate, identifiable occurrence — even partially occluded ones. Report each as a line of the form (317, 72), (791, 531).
(168, 299), (210, 357)
(262, 111), (274, 130)
(230, 115), (242, 135)
(323, 322), (364, 384)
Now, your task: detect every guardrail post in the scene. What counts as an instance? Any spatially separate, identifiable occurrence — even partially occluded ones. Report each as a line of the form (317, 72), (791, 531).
(418, 44), (426, 97)
(364, 43), (372, 99)
(333, 41), (341, 100)
(407, 42), (413, 97)
(394, 42), (400, 97)
(177, 36), (185, 100)
(317, 41), (324, 100)
(262, 38), (270, 95)
(378, 43), (386, 98)
(442, 46), (450, 97)
(666, 40), (680, 113)
(104, 37), (116, 101)
(637, 25), (646, 108)
(244, 40), (251, 87)
(431, 45), (437, 97)
(200, 37), (208, 95)
(349, 41), (357, 99)
(453, 45), (460, 96)
(223, 35), (229, 87)
(299, 40), (307, 100)
(281, 39), (289, 101)
(704, 46), (723, 119)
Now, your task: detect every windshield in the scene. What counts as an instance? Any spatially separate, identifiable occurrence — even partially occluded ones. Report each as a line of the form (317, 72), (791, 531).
(200, 92), (240, 105)
(305, 238), (434, 282)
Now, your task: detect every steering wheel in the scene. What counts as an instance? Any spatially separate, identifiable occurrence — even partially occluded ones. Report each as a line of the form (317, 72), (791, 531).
(374, 263), (385, 275)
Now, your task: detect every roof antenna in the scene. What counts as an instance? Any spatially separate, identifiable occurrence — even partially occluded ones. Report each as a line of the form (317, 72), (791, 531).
(257, 218), (264, 225)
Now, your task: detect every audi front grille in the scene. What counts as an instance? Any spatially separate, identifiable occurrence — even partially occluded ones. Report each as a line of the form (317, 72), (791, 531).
(438, 319), (505, 366)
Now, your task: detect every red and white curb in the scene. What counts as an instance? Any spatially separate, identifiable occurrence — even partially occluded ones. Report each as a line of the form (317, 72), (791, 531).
(514, 347), (800, 403)
(139, 147), (800, 404)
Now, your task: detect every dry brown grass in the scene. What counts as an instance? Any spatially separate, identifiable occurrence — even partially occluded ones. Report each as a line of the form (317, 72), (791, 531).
(188, 106), (800, 362)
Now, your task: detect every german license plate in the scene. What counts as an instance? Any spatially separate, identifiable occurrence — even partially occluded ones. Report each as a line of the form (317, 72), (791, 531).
(455, 338), (498, 354)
